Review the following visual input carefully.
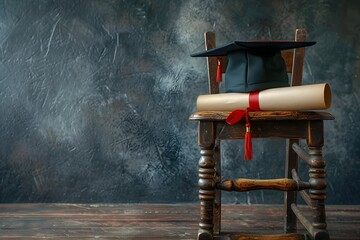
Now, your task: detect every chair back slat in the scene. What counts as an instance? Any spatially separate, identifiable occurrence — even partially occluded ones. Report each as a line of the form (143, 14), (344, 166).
(281, 51), (294, 73)
(204, 32), (219, 94)
(291, 29), (307, 86)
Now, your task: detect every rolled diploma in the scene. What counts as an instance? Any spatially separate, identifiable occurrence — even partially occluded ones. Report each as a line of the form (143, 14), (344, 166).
(197, 83), (331, 111)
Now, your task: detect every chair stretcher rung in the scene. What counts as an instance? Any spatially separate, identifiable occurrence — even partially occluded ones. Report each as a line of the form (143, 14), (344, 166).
(291, 204), (314, 236)
(217, 178), (310, 192)
(300, 190), (312, 206)
(292, 143), (312, 166)
(291, 168), (312, 206)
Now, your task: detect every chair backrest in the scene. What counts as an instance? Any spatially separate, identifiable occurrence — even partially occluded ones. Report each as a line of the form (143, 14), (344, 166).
(204, 29), (307, 94)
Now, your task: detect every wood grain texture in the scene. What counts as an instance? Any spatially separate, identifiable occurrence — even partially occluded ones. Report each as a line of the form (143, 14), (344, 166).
(215, 232), (305, 240)
(215, 120), (309, 140)
(213, 144), (221, 234)
(285, 139), (299, 233)
(281, 51), (294, 73)
(198, 122), (216, 239)
(284, 28), (306, 232)
(189, 111), (334, 121)
(306, 125), (329, 239)
(291, 29), (307, 86)
(0, 204), (359, 239)
(291, 203), (314, 236)
(218, 178), (310, 192)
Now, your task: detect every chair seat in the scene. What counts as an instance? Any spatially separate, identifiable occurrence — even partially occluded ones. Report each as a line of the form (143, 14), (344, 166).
(189, 110), (334, 121)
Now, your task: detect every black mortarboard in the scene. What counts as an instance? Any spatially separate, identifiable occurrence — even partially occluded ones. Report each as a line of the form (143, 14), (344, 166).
(191, 41), (316, 93)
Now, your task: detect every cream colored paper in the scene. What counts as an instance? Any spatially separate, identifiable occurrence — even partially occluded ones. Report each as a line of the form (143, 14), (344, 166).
(197, 83), (331, 111)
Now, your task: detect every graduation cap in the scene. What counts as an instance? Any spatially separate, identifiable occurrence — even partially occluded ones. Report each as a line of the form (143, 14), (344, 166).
(191, 41), (316, 93)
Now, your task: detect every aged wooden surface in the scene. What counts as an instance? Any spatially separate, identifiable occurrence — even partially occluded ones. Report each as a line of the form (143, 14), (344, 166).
(215, 232), (305, 240)
(284, 28), (307, 234)
(204, 31), (219, 94)
(203, 31), (221, 236)
(285, 139), (299, 233)
(198, 121), (216, 239)
(0, 204), (358, 239)
(213, 143), (221, 235)
(189, 111), (334, 121)
(218, 178), (310, 192)
(215, 120), (309, 140)
(282, 51), (294, 73)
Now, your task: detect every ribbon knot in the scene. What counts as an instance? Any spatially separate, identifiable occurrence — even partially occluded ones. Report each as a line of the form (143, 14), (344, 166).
(226, 91), (261, 160)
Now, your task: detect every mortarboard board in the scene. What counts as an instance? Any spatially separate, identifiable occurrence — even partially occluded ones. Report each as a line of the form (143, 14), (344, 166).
(191, 41), (316, 93)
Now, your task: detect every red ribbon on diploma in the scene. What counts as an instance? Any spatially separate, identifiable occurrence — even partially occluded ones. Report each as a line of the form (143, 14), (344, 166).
(226, 91), (261, 160)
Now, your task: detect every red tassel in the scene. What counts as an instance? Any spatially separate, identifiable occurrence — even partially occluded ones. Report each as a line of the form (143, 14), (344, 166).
(216, 58), (222, 82)
(244, 123), (253, 160)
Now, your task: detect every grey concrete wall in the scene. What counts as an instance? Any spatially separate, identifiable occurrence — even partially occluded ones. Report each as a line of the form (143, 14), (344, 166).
(0, 0), (359, 204)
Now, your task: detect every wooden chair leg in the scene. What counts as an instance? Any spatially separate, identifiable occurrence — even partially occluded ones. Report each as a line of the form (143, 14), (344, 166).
(285, 139), (299, 233)
(198, 122), (216, 240)
(198, 146), (215, 240)
(307, 121), (329, 240)
(213, 143), (221, 234)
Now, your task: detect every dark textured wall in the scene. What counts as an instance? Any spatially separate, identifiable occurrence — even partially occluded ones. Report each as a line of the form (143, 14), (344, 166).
(0, 0), (359, 204)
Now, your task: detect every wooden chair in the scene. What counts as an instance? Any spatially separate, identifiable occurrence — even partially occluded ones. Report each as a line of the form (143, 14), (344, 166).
(189, 29), (333, 240)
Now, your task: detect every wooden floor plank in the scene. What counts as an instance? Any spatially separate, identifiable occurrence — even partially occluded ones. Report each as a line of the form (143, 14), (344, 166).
(0, 204), (359, 239)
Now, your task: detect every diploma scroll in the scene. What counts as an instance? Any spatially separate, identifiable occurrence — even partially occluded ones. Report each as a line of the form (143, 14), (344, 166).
(197, 83), (331, 111)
